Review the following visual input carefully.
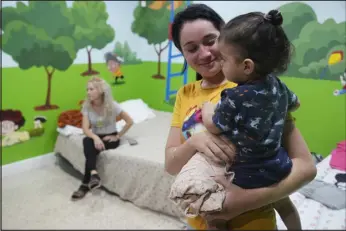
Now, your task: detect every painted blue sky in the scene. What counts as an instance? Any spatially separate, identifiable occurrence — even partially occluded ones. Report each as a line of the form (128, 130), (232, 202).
(2, 1), (345, 67)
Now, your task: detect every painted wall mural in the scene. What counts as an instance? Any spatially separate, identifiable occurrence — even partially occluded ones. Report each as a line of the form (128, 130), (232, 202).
(1, 1), (345, 165)
(113, 41), (142, 65)
(279, 2), (345, 80)
(1, 110), (47, 147)
(333, 69), (346, 96)
(71, 1), (115, 77)
(131, 1), (187, 79)
(1, 1), (78, 111)
(1, 1), (115, 112)
(105, 52), (126, 85)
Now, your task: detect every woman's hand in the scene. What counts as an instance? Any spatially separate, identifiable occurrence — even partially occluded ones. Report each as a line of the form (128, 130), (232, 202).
(204, 125), (316, 223)
(187, 131), (236, 164)
(103, 134), (120, 142)
(202, 175), (248, 222)
(93, 136), (105, 151)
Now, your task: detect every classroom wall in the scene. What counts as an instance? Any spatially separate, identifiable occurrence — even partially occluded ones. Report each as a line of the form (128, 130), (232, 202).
(1, 1), (345, 165)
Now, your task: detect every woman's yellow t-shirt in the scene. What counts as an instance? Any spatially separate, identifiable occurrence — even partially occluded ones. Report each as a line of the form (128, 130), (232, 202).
(170, 80), (277, 230)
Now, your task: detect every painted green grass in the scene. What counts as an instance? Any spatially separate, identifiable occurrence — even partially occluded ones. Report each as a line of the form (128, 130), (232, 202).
(281, 77), (345, 157)
(2, 62), (345, 165)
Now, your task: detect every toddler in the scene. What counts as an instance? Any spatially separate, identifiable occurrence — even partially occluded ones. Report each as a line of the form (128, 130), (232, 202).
(169, 9), (301, 230)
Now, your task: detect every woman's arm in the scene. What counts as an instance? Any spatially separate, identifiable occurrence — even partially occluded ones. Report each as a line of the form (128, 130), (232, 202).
(243, 126), (316, 208)
(165, 86), (234, 175)
(205, 123), (317, 221)
(116, 111), (134, 137)
(165, 128), (235, 175)
(165, 87), (199, 175)
(82, 115), (98, 140)
(165, 127), (197, 175)
(232, 123), (316, 213)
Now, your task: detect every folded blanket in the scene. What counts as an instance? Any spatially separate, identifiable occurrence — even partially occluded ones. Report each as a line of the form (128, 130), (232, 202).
(169, 153), (234, 217)
(298, 179), (346, 210)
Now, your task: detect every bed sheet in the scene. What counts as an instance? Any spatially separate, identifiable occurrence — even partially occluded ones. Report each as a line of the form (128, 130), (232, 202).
(275, 155), (346, 230)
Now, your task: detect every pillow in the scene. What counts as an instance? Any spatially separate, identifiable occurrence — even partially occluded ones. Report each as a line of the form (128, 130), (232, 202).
(116, 99), (156, 130)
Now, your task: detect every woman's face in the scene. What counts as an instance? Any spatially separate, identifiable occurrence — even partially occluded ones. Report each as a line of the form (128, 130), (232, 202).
(180, 19), (222, 79)
(87, 82), (102, 101)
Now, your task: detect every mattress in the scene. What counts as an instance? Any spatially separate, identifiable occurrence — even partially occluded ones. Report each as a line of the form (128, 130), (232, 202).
(275, 155), (346, 230)
(54, 110), (184, 219)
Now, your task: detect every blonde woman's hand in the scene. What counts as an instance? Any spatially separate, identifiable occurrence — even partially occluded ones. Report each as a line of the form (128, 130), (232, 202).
(93, 136), (105, 151)
(103, 134), (120, 142)
(186, 131), (236, 165)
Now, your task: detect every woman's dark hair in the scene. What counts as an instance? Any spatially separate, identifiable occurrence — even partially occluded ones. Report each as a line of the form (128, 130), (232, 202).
(172, 4), (225, 81)
(219, 10), (293, 77)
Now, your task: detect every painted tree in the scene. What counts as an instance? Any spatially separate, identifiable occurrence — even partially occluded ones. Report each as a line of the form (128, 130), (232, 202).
(131, 2), (186, 79)
(1, 1), (77, 111)
(279, 2), (317, 42)
(292, 19), (346, 79)
(280, 2), (346, 79)
(71, 1), (115, 76)
(114, 42), (124, 58)
(278, 2), (346, 79)
(114, 41), (142, 64)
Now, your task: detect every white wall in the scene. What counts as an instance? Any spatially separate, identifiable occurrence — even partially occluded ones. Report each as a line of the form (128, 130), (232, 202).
(2, 1), (345, 68)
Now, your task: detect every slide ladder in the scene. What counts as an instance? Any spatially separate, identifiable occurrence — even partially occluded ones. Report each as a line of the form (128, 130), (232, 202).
(165, 0), (190, 102)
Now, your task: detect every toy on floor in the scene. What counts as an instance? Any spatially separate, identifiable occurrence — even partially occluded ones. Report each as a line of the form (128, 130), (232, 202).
(105, 52), (125, 85)
(333, 69), (346, 96)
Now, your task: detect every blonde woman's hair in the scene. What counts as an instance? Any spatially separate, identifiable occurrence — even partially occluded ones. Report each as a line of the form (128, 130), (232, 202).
(83, 76), (116, 123)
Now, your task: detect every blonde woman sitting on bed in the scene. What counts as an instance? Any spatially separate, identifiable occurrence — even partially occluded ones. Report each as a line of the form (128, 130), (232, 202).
(72, 76), (133, 200)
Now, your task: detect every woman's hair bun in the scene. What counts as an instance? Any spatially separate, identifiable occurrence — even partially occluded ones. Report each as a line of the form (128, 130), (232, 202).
(264, 9), (283, 26)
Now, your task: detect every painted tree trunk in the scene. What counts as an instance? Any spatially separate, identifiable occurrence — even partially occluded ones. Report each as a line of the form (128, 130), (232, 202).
(34, 67), (59, 111)
(152, 42), (169, 79)
(81, 47), (99, 76)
